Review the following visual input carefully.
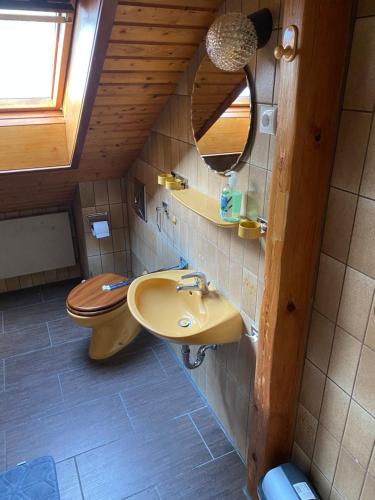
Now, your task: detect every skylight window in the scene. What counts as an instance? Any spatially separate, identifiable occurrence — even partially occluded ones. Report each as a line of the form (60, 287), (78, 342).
(0, 9), (73, 111)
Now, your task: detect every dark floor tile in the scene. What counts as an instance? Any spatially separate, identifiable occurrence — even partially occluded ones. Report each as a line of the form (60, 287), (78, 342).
(41, 279), (81, 302)
(122, 371), (203, 431)
(6, 394), (132, 467)
(48, 317), (90, 346)
(56, 458), (83, 500)
(0, 376), (63, 432)
(5, 338), (90, 389)
(129, 330), (164, 351)
(157, 451), (246, 500)
(124, 487), (160, 499)
(60, 347), (166, 407)
(0, 361), (4, 392)
(152, 344), (183, 376)
(0, 312), (3, 334)
(0, 432), (5, 472)
(76, 415), (211, 500)
(0, 324), (50, 360)
(3, 298), (68, 334)
(0, 287), (42, 311)
(190, 407), (234, 459)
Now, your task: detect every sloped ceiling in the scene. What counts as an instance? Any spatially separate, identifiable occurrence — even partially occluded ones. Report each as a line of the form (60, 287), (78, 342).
(0, 0), (222, 212)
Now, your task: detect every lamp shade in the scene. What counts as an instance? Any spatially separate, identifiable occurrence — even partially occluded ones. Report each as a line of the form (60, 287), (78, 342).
(206, 12), (258, 72)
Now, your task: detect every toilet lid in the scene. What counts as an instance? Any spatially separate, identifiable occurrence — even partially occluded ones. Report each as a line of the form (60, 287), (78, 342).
(66, 273), (129, 314)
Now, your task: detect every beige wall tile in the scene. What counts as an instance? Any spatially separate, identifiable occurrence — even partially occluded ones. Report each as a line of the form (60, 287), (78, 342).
(85, 232), (100, 257)
(343, 400), (375, 468)
(369, 448), (375, 477)
(93, 180), (109, 206)
(247, 165), (267, 218)
(300, 360), (326, 418)
(360, 120), (375, 201)
(331, 111), (372, 193)
(112, 228), (126, 252)
(255, 30), (278, 104)
(88, 255), (102, 277)
(250, 112), (270, 169)
(322, 188), (357, 262)
(229, 261), (243, 307)
(99, 236), (114, 255)
(320, 379), (350, 442)
(294, 404), (318, 458)
(353, 346), (375, 416)
(328, 327), (362, 394)
(313, 425), (340, 482)
(110, 204), (124, 229)
(114, 252), (127, 275)
(241, 267), (257, 319)
(108, 179), (122, 204)
(243, 239), (260, 275)
(361, 474), (375, 500)
(337, 267), (375, 341)
(291, 442), (311, 475)
(314, 254), (346, 322)
(310, 463), (332, 500)
(330, 488), (345, 500)
(101, 253), (115, 274)
(364, 295), (375, 350)
(348, 197), (375, 279)
(344, 17), (375, 111)
(333, 448), (366, 500)
(307, 311), (335, 373)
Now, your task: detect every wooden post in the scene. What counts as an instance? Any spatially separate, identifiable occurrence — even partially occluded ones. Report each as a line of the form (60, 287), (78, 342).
(247, 0), (355, 496)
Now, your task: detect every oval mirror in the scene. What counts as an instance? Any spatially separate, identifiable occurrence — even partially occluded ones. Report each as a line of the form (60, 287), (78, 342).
(191, 54), (255, 174)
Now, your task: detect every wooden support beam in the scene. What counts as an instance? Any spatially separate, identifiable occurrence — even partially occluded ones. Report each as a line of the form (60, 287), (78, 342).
(247, 0), (355, 496)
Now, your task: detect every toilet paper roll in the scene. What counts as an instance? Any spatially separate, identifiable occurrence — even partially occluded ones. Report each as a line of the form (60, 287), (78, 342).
(91, 220), (110, 239)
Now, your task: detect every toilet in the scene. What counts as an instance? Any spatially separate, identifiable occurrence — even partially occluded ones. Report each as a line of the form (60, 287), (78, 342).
(66, 273), (141, 360)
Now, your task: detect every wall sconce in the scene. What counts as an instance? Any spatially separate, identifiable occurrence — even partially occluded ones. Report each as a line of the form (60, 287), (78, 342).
(206, 8), (273, 72)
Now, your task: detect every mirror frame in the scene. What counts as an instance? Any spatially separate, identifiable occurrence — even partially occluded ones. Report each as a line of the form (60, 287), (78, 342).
(191, 62), (257, 176)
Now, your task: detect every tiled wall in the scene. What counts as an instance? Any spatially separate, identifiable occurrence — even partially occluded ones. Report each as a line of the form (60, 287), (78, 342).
(126, 0), (282, 460)
(0, 207), (81, 293)
(292, 3), (375, 499)
(74, 178), (132, 279)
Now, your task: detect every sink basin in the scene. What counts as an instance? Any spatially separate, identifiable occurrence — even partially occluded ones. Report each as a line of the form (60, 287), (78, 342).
(127, 270), (242, 345)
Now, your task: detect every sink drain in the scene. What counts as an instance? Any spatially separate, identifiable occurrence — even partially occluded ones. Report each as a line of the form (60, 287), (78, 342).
(178, 317), (192, 328)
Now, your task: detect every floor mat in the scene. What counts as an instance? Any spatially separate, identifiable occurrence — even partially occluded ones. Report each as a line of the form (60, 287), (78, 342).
(0, 456), (60, 500)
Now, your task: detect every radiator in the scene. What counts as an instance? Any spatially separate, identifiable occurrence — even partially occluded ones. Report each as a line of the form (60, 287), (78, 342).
(0, 212), (76, 280)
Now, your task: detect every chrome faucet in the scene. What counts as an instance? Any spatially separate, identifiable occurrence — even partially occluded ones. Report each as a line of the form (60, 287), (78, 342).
(176, 272), (209, 295)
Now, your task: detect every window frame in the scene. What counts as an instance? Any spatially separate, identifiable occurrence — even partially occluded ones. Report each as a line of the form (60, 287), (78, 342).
(0, 12), (73, 113)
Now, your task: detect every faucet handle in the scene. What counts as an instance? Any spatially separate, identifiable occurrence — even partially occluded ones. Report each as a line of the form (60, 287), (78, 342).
(181, 271), (206, 280)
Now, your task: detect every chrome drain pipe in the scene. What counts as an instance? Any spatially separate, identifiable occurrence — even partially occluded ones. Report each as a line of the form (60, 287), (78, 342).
(181, 344), (217, 370)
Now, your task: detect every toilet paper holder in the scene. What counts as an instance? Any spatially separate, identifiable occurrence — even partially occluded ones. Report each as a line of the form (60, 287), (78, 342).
(86, 212), (110, 239)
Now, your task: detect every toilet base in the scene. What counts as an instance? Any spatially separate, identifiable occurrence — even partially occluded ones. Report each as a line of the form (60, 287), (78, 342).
(67, 301), (141, 360)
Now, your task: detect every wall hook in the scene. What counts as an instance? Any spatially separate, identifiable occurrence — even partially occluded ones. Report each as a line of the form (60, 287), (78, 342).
(274, 25), (298, 62)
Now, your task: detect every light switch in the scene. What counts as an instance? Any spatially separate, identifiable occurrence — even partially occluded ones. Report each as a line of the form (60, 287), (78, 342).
(259, 105), (277, 135)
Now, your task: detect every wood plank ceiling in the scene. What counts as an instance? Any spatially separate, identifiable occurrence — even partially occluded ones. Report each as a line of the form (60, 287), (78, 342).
(0, 0), (222, 212)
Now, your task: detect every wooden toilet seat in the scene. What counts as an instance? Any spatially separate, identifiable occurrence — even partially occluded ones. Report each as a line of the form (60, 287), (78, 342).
(66, 273), (129, 317)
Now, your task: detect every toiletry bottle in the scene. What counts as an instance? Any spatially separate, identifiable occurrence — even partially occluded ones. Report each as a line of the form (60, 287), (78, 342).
(220, 171), (242, 222)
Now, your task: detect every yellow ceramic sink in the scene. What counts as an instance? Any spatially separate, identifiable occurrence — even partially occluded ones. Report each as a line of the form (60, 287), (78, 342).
(127, 270), (242, 345)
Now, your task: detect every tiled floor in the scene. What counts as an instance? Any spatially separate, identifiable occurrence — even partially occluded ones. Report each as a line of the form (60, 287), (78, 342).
(0, 280), (247, 499)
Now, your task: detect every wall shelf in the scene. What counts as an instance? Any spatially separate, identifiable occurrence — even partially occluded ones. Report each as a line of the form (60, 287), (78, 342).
(171, 188), (237, 228)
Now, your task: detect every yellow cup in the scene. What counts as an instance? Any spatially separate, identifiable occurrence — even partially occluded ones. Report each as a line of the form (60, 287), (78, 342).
(158, 173), (174, 186)
(238, 219), (261, 239)
(165, 178), (182, 190)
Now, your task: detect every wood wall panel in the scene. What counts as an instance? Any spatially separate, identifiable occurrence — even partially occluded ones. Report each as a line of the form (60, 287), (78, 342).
(0, 0), (222, 212)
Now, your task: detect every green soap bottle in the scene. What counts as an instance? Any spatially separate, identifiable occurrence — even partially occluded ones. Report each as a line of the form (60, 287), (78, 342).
(220, 171), (242, 222)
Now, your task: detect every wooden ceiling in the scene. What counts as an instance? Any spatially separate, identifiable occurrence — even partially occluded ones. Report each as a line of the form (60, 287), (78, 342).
(0, 0), (222, 212)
